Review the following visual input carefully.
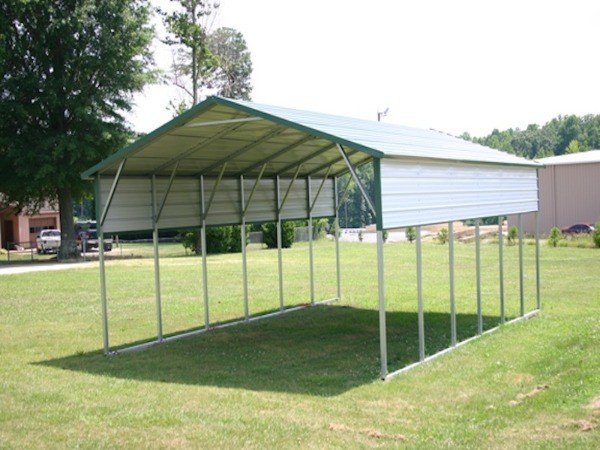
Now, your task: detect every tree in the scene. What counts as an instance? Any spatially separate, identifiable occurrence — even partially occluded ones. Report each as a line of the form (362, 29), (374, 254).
(0, 0), (154, 259)
(565, 139), (581, 154)
(208, 27), (253, 100)
(161, 0), (220, 106)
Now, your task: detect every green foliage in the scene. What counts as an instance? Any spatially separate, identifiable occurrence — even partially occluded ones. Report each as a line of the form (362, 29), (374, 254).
(179, 225), (248, 254)
(565, 139), (581, 154)
(262, 221), (295, 249)
(467, 114), (600, 159)
(547, 227), (563, 247)
(507, 226), (519, 246)
(0, 0), (155, 258)
(593, 223), (600, 248)
(338, 163), (375, 228)
(208, 27), (253, 100)
(406, 226), (417, 243)
(312, 218), (329, 239)
(383, 229), (389, 243)
(161, 0), (219, 104)
(437, 228), (448, 245)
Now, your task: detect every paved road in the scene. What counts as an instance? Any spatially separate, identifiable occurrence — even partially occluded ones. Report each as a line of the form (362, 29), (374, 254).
(0, 261), (94, 276)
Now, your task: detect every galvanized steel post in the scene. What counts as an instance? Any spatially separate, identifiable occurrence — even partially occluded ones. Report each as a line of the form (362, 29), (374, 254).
(334, 177), (341, 300)
(535, 211), (541, 310)
(307, 176), (315, 305)
(200, 175), (210, 328)
(518, 213), (524, 316)
(475, 219), (482, 335)
(276, 175), (284, 311)
(95, 175), (110, 355)
(240, 175), (249, 320)
(498, 218), (505, 324)
(376, 229), (387, 378)
(449, 221), (456, 346)
(151, 175), (163, 341)
(416, 225), (425, 361)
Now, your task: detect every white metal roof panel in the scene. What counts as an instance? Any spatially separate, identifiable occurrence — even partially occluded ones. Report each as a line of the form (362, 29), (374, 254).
(537, 149), (600, 166)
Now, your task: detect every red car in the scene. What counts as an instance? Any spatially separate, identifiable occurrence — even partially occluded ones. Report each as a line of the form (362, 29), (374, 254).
(561, 223), (595, 234)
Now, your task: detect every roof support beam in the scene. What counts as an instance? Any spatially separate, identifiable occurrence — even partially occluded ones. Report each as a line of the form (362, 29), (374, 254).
(337, 144), (376, 216)
(155, 161), (180, 223)
(237, 135), (315, 176)
(197, 127), (285, 176)
(185, 117), (262, 128)
(99, 158), (126, 227)
(202, 163), (228, 220)
(309, 165), (333, 213)
(306, 149), (360, 176)
(275, 143), (335, 176)
(151, 122), (246, 175)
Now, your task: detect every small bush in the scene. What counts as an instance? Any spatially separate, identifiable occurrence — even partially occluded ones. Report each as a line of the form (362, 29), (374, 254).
(547, 227), (563, 247)
(383, 229), (389, 242)
(594, 222), (600, 248)
(179, 226), (248, 254)
(437, 227), (448, 245)
(507, 226), (518, 245)
(406, 226), (416, 243)
(262, 221), (295, 249)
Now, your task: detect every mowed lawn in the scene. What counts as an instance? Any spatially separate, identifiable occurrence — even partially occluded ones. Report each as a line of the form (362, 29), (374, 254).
(0, 239), (598, 448)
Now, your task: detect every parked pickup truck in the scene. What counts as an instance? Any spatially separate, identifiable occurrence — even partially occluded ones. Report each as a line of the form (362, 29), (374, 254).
(36, 229), (61, 254)
(77, 229), (113, 252)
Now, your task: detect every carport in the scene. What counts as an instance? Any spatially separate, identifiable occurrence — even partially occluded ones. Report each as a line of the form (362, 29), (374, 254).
(82, 96), (542, 380)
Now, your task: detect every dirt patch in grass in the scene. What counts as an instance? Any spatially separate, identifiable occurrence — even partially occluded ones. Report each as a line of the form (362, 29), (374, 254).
(509, 384), (550, 406)
(572, 419), (595, 432)
(329, 423), (407, 442)
(586, 396), (600, 410)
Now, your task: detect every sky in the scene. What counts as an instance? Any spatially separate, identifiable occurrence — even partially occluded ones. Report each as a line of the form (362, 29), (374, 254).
(129, 0), (600, 137)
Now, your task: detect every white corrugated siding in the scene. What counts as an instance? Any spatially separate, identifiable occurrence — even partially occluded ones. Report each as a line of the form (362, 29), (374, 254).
(99, 176), (334, 233)
(380, 158), (539, 228)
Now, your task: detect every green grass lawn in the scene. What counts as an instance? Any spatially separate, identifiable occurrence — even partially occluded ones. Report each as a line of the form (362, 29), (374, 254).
(1, 240), (598, 448)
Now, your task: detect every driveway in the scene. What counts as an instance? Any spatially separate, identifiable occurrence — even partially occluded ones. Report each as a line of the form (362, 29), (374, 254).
(0, 261), (94, 275)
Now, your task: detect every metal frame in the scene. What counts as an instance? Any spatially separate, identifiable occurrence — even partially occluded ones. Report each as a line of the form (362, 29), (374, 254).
(94, 151), (541, 383)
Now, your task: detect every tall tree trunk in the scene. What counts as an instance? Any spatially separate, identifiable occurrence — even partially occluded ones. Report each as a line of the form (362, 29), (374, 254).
(57, 187), (79, 260)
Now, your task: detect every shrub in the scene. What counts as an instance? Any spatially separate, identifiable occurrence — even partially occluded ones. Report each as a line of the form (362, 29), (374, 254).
(406, 226), (416, 243)
(594, 222), (600, 248)
(507, 226), (518, 245)
(262, 221), (295, 249)
(313, 218), (329, 239)
(437, 227), (448, 244)
(179, 225), (248, 254)
(547, 227), (563, 247)
(383, 229), (389, 242)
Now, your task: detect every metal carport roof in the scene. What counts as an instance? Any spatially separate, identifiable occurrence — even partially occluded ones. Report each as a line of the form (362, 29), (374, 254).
(81, 96), (540, 181)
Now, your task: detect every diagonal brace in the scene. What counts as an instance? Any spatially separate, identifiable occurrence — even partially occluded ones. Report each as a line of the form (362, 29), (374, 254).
(278, 165), (302, 213)
(99, 159), (127, 227)
(202, 162), (228, 220)
(243, 163), (268, 215)
(155, 161), (180, 223)
(309, 166), (333, 213)
(336, 144), (376, 216)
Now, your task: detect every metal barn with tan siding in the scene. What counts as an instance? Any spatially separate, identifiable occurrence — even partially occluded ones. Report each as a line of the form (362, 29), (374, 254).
(508, 150), (600, 235)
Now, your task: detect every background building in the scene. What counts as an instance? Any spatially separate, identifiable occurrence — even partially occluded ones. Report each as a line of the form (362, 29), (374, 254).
(508, 150), (600, 234)
(0, 204), (59, 249)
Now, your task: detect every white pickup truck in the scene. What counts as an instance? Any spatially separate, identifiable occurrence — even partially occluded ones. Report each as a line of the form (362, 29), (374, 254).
(36, 229), (61, 254)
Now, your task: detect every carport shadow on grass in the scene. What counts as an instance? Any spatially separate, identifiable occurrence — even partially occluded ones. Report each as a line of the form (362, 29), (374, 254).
(36, 306), (511, 396)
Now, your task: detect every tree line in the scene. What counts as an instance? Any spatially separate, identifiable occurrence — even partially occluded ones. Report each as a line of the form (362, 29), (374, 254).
(460, 114), (600, 159)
